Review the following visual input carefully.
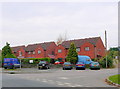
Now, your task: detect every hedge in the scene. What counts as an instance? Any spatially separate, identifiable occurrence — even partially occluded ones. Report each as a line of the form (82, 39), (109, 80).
(19, 58), (51, 64)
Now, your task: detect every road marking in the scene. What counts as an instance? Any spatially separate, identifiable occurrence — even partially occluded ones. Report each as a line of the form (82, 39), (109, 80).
(42, 80), (47, 82)
(56, 81), (61, 83)
(59, 77), (68, 80)
(48, 80), (53, 82)
(64, 83), (71, 85)
(57, 83), (64, 86)
(36, 79), (40, 81)
(74, 84), (82, 87)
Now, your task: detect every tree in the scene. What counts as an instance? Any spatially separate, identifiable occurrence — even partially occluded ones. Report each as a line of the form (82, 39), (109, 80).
(56, 31), (68, 45)
(2, 42), (16, 62)
(66, 42), (78, 64)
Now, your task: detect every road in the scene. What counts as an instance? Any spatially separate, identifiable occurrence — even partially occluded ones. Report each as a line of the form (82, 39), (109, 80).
(1, 68), (118, 87)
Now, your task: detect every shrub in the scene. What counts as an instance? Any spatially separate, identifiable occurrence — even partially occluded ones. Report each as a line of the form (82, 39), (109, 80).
(19, 58), (51, 64)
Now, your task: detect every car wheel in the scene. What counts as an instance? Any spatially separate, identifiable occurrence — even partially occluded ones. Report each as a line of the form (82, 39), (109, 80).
(38, 67), (41, 70)
(4, 67), (7, 69)
(98, 68), (100, 70)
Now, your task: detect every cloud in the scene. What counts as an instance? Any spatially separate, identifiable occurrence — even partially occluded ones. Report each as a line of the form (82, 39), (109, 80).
(1, 2), (118, 49)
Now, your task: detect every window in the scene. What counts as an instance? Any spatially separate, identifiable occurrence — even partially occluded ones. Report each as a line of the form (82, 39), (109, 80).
(85, 47), (90, 51)
(58, 49), (62, 53)
(19, 51), (22, 56)
(33, 51), (35, 54)
(76, 48), (80, 52)
(28, 51), (31, 54)
(38, 50), (41, 54)
(52, 51), (55, 55)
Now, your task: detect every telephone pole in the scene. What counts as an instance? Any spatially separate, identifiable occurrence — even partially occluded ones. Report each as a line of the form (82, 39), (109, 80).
(105, 30), (107, 68)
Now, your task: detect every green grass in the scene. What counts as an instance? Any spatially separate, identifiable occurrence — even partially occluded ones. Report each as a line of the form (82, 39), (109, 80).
(109, 74), (120, 84)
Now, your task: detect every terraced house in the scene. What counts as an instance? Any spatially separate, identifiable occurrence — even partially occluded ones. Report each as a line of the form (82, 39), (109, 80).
(11, 37), (106, 61)
(55, 37), (106, 61)
(12, 42), (56, 59)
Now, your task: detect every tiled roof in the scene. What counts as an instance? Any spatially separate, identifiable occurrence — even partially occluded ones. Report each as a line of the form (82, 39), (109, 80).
(25, 42), (54, 51)
(11, 45), (25, 52)
(61, 37), (100, 48)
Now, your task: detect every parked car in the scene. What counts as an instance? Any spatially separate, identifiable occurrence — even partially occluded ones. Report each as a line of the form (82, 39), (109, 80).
(63, 62), (72, 70)
(90, 62), (100, 70)
(54, 61), (64, 65)
(3, 58), (20, 69)
(38, 60), (50, 69)
(76, 62), (85, 70)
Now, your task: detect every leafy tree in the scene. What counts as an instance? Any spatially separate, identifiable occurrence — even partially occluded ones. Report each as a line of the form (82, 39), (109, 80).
(98, 51), (114, 68)
(2, 42), (16, 62)
(66, 42), (78, 64)
(109, 47), (119, 51)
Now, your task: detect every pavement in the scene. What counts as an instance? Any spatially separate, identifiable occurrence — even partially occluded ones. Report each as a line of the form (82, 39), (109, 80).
(1, 68), (119, 87)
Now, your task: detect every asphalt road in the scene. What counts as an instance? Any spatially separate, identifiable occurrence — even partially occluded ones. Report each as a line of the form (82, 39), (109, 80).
(1, 68), (118, 87)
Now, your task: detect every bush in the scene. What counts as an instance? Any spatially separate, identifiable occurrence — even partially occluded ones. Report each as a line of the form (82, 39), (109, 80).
(19, 58), (51, 64)
(98, 56), (114, 68)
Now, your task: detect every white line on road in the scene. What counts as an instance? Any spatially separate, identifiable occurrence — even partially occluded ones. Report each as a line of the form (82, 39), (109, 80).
(64, 83), (71, 85)
(74, 84), (82, 87)
(57, 83), (64, 86)
(59, 77), (69, 80)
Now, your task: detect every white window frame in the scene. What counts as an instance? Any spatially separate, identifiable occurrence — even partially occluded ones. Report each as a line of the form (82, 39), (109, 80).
(38, 50), (41, 54)
(85, 47), (90, 51)
(28, 51), (31, 54)
(58, 49), (62, 53)
(76, 48), (80, 52)
(19, 51), (22, 56)
(33, 51), (35, 54)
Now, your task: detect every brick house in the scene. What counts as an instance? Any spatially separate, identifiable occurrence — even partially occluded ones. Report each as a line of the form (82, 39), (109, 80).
(11, 45), (26, 58)
(55, 37), (105, 61)
(11, 37), (105, 61)
(12, 42), (57, 58)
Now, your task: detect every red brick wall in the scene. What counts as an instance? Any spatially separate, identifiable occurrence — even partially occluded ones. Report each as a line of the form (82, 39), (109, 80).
(78, 42), (95, 59)
(45, 42), (57, 57)
(34, 46), (45, 58)
(12, 48), (25, 58)
(95, 38), (106, 57)
(55, 45), (66, 59)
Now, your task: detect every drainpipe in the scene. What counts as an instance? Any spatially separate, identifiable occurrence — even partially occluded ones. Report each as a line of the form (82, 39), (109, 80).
(44, 50), (46, 58)
(94, 46), (96, 59)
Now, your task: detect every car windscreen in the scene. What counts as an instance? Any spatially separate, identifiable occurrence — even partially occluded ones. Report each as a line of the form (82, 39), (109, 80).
(92, 62), (99, 65)
(39, 61), (46, 64)
(64, 62), (71, 64)
(76, 62), (83, 64)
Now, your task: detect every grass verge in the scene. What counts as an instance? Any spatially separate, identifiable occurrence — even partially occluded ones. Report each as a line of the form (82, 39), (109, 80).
(109, 74), (120, 85)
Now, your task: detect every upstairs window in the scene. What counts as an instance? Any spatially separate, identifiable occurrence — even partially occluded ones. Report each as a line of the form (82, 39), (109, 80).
(28, 52), (31, 54)
(85, 47), (90, 51)
(38, 50), (41, 54)
(76, 48), (80, 52)
(58, 49), (62, 53)
(19, 51), (22, 56)
(33, 51), (35, 54)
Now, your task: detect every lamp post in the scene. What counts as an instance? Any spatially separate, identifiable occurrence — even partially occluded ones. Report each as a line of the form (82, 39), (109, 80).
(105, 30), (107, 68)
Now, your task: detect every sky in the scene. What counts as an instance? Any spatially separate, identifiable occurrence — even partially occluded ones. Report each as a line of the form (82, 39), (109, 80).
(0, 0), (118, 50)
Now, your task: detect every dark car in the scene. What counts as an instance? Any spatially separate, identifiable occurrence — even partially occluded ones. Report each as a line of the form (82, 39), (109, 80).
(38, 61), (50, 69)
(76, 62), (85, 70)
(90, 62), (100, 70)
(63, 62), (72, 70)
